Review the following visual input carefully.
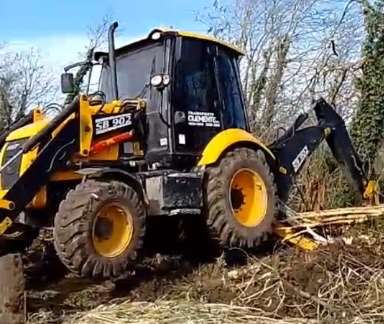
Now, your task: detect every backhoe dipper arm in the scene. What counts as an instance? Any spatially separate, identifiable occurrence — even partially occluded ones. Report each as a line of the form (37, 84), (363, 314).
(271, 98), (369, 202)
(314, 98), (367, 194)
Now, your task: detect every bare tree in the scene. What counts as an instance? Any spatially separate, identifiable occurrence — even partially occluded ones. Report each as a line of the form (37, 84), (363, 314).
(86, 15), (113, 51)
(66, 14), (114, 103)
(200, 0), (367, 210)
(0, 48), (56, 128)
(201, 0), (364, 140)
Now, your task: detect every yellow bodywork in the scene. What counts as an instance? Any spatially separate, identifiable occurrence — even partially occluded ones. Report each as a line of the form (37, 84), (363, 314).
(0, 109), (50, 205)
(6, 119), (49, 141)
(177, 31), (244, 56)
(0, 199), (15, 210)
(0, 136), (42, 203)
(124, 28), (244, 56)
(274, 225), (320, 251)
(198, 129), (275, 166)
(78, 98), (124, 159)
(0, 98), (142, 209)
(364, 180), (380, 205)
(79, 95), (93, 157)
(0, 217), (12, 236)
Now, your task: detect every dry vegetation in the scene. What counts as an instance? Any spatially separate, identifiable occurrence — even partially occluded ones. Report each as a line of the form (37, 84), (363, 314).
(27, 216), (384, 324)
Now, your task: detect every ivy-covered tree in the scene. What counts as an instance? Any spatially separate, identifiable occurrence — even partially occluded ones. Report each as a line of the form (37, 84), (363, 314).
(351, 0), (384, 175)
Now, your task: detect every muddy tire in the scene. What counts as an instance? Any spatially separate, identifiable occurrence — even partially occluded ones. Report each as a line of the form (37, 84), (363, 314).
(53, 180), (146, 278)
(205, 147), (278, 248)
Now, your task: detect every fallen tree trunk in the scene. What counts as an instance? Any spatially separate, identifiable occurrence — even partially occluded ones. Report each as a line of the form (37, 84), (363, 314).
(285, 205), (384, 227)
(275, 205), (384, 250)
(0, 254), (25, 324)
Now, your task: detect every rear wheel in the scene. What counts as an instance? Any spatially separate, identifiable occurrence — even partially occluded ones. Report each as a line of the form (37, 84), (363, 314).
(205, 147), (278, 248)
(53, 180), (145, 278)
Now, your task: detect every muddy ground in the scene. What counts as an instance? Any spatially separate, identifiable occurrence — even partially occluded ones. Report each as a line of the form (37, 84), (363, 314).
(26, 221), (384, 323)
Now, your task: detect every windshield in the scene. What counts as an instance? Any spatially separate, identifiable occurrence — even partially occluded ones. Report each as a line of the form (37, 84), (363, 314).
(99, 42), (164, 101)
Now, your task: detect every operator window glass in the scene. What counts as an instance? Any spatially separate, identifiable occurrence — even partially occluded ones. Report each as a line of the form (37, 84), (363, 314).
(99, 42), (164, 101)
(174, 39), (218, 113)
(82, 65), (102, 94)
(216, 50), (246, 129)
(173, 39), (221, 154)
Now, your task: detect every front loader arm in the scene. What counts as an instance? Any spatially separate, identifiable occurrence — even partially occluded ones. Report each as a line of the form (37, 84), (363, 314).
(0, 98), (80, 234)
(270, 98), (372, 202)
(0, 95), (142, 236)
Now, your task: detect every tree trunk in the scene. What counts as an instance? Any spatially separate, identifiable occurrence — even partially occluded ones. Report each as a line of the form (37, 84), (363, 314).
(0, 254), (25, 324)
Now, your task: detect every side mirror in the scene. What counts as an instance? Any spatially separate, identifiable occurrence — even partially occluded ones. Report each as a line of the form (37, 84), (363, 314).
(61, 73), (75, 94)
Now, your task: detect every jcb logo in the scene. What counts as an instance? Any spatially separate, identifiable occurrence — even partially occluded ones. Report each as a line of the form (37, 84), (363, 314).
(292, 145), (309, 173)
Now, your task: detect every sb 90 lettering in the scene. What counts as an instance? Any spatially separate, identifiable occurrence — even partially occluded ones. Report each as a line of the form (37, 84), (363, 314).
(95, 113), (132, 135)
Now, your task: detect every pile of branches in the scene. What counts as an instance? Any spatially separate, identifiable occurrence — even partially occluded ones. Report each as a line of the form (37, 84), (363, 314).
(276, 205), (384, 246)
(70, 225), (384, 324)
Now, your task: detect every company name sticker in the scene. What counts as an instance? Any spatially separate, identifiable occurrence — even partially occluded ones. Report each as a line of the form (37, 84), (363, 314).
(187, 111), (220, 128)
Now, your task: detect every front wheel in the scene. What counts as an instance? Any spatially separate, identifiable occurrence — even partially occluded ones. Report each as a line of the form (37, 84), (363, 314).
(204, 147), (278, 248)
(53, 180), (146, 278)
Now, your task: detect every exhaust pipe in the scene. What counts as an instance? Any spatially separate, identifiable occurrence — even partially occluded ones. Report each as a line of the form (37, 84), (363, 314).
(108, 22), (119, 100)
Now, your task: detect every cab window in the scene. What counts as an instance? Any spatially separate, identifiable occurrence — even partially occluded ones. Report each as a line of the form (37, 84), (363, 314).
(173, 39), (218, 113)
(99, 42), (164, 102)
(216, 50), (247, 129)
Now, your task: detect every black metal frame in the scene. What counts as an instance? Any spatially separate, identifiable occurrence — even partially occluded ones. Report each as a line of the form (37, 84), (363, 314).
(271, 98), (367, 201)
(0, 118), (79, 224)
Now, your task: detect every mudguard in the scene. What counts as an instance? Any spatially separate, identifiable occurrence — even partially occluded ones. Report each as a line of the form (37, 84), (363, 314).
(197, 129), (275, 166)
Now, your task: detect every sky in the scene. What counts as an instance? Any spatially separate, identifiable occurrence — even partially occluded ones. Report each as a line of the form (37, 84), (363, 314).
(0, 0), (209, 73)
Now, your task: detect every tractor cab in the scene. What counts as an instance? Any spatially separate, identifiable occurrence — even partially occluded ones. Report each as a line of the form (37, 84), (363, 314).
(93, 29), (248, 167)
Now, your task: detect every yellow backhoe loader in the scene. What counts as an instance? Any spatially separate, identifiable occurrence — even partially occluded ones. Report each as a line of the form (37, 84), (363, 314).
(0, 22), (377, 278)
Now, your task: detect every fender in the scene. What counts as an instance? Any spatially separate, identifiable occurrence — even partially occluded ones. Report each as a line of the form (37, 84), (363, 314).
(197, 129), (275, 166)
(77, 167), (148, 205)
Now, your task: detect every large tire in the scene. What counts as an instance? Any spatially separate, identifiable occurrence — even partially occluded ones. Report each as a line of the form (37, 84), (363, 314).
(53, 180), (146, 278)
(205, 147), (278, 248)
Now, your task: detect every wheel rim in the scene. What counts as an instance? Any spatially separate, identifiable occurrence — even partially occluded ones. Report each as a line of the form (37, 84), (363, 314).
(229, 168), (268, 227)
(92, 202), (133, 258)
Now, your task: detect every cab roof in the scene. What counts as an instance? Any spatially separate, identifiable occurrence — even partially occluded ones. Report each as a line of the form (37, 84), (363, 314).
(94, 28), (244, 61)
(156, 28), (245, 56)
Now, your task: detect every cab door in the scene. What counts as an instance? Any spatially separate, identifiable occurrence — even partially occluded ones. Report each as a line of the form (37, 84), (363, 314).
(214, 48), (248, 131)
(172, 38), (222, 155)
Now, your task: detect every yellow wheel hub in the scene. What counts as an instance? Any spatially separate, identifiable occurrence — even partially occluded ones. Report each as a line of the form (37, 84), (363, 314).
(92, 202), (133, 258)
(230, 168), (268, 227)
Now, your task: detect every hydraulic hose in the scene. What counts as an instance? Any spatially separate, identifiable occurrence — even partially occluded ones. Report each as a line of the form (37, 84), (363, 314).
(22, 96), (80, 153)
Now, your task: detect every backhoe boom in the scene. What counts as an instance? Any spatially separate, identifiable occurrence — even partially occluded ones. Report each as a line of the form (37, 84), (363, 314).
(271, 98), (371, 202)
